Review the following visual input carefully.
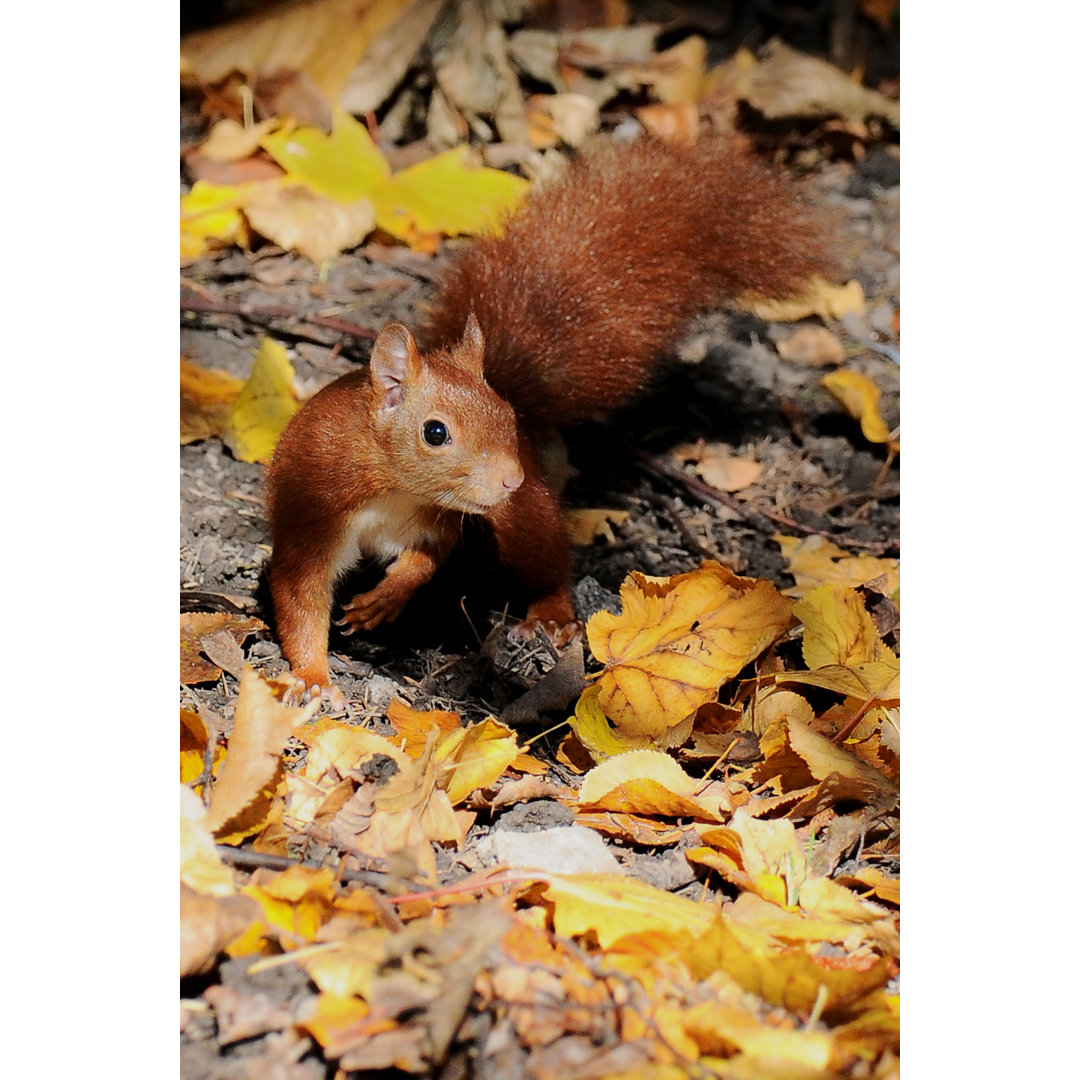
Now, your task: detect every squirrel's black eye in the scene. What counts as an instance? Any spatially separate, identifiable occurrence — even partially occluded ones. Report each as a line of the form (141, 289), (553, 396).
(422, 420), (450, 446)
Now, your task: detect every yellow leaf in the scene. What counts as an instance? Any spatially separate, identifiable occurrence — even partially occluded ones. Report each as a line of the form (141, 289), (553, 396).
(686, 914), (892, 1019)
(223, 338), (300, 464)
(568, 684), (659, 762)
(386, 698), (461, 757)
(793, 585), (895, 670)
(564, 508), (629, 545)
(821, 369), (896, 446)
(180, 785), (235, 897)
(260, 110), (391, 204)
(206, 668), (318, 838)
(737, 276), (865, 321)
(433, 717), (521, 805)
(301, 991), (371, 1050)
(775, 534), (899, 599)
(681, 1000), (834, 1069)
(180, 179), (258, 256)
(576, 748), (728, 822)
(541, 873), (717, 950)
(586, 562), (793, 741)
(371, 145), (530, 250)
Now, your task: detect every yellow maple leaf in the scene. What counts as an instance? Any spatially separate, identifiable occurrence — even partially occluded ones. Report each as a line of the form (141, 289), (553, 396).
(223, 338), (300, 464)
(370, 145), (530, 250)
(821, 369), (897, 447)
(260, 110), (391, 204)
(586, 562), (793, 741)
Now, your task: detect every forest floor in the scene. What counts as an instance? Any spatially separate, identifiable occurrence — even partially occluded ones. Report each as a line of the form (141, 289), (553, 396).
(180, 139), (898, 1078)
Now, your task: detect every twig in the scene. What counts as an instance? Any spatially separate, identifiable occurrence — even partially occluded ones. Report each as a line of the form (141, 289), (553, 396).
(180, 285), (378, 343)
(629, 445), (896, 556)
(215, 844), (399, 889)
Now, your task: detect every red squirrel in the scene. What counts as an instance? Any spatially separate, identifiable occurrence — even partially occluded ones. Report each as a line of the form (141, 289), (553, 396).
(265, 135), (836, 706)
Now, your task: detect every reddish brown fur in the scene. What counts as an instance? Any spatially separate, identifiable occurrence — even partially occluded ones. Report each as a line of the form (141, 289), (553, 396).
(266, 136), (836, 700)
(421, 137), (836, 428)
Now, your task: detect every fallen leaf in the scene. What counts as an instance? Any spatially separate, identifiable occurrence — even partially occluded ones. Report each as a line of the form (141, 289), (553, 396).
(672, 441), (763, 492)
(180, 612), (268, 683)
(433, 718), (521, 805)
(180, 784), (235, 897)
(223, 338), (300, 464)
(371, 145), (529, 250)
(180, 884), (261, 977)
(242, 183), (376, 263)
(776, 325), (847, 366)
(821, 369), (896, 447)
(729, 39), (901, 128)
(793, 586), (895, 669)
(200, 118), (282, 163)
(587, 562), (793, 742)
(738, 276), (865, 322)
(775, 534), (900, 599)
(564, 508), (629, 545)
(386, 698), (461, 757)
(206, 668), (318, 838)
(260, 110), (391, 204)
(180, 179), (256, 257)
(181, 0), (416, 104)
(540, 872), (717, 951)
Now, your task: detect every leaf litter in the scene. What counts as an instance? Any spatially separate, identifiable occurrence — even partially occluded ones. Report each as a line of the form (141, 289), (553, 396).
(180, 1), (898, 1076)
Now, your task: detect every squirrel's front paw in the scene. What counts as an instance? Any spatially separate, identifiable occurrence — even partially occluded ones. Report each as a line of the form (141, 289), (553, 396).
(336, 583), (408, 635)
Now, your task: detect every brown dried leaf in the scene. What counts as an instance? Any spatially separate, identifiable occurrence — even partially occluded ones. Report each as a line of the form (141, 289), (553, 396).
(180, 885), (262, 977)
(180, 612), (268, 684)
(206, 669), (318, 837)
(181, 0), (417, 104)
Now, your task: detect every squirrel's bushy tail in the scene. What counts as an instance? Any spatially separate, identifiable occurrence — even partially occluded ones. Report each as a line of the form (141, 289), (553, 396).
(420, 136), (837, 428)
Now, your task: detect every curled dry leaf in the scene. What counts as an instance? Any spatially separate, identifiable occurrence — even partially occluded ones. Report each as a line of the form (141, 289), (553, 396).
(587, 561), (793, 742)
(728, 38), (901, 128)
(180, 0), (416, 104)
(738, 276), (865, 322)
(180, 884), (261, 978)
(821, 369), (897, 448)
(241, 184), (377, 265)
(206, 668), (319, 839)
(576, 748), (729, 823)
(180, 612), (268, 684)
(775, 324), (847, 367)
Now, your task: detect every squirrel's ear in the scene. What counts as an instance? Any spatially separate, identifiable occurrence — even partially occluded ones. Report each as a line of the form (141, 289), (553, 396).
(370, 323), (421, 408)
(454, 312), (486, 378)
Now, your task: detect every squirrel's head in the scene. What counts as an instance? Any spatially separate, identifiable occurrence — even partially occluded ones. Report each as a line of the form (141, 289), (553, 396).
(368, 315), (524, 512)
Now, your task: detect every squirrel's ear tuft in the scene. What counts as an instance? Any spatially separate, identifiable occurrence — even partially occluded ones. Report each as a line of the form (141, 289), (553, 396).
(454, 312), (486, 378)
(370, 323), (421, 407)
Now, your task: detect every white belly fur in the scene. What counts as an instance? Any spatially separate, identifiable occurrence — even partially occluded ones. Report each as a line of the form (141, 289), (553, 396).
(329, 493), (440, 582)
